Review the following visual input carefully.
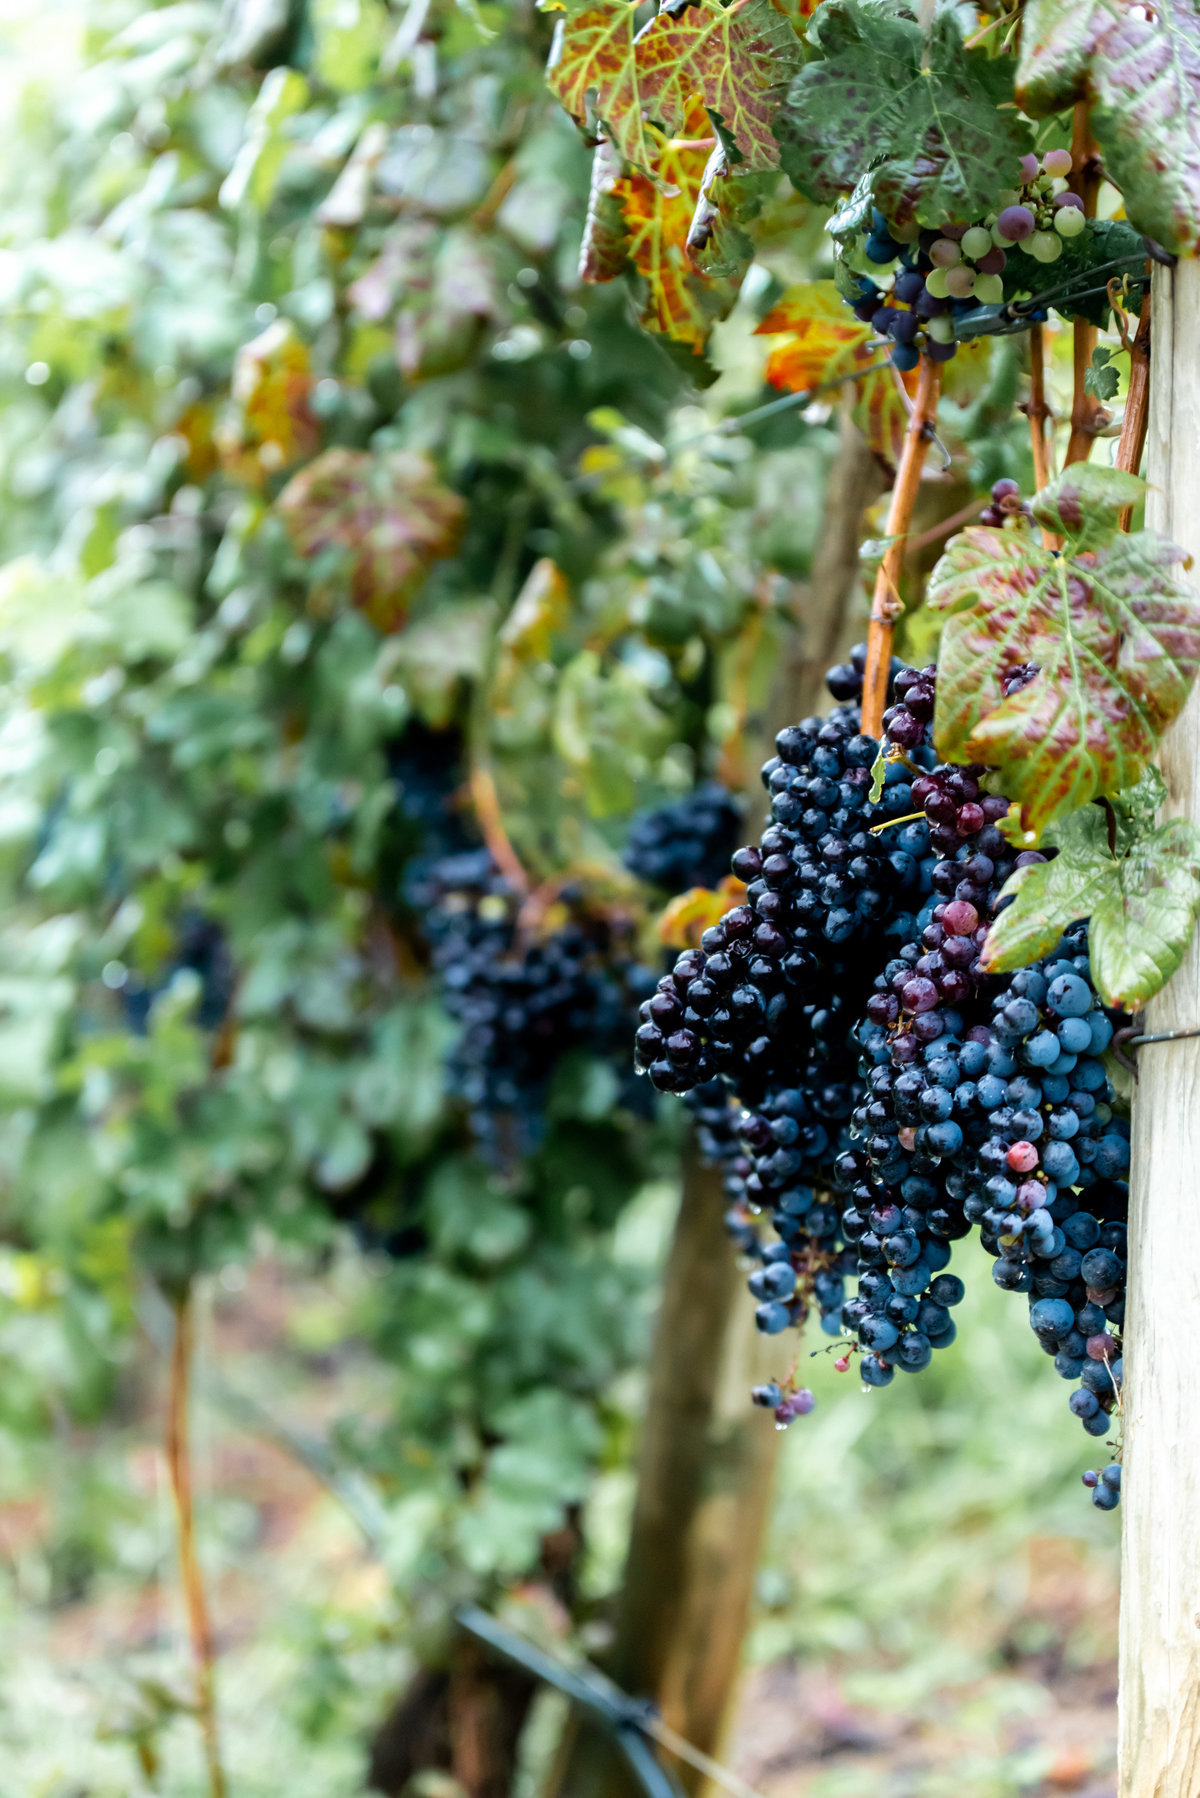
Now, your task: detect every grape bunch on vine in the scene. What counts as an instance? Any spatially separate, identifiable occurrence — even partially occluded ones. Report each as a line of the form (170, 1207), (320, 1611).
(546, 0), (1200, 1508)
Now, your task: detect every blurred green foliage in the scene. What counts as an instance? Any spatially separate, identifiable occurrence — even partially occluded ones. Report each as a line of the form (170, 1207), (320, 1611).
(0, 0), (838, 1729)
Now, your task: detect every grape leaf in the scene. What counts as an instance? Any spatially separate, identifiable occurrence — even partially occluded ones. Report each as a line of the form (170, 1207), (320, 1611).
(1014, 0), (1117, 116)
(216, 318), (318, 487)
(633, 0), (801, 171)
(606, 120), (740, 348)
(774, 0), (1034, 226)
(982, 801), (1200, 1010)
(754, 281), (909, 461)
(685, 146), (773, 280)
(1017, 0), (1200, 256)
(276, 449), (466, 631)
(547, 0), (800, 175)
(1085, 346), (1121, 402)
(546, 4), (647, 166)
(1091, 0), (1200, 256)
(928, 463), (1200, 841)
(579, 141), (631, 282)
(348, 224), (501, 379)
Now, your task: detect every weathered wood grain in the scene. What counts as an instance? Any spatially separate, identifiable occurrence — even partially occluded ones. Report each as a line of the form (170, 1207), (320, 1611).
(1119, 259), (1200, 1798)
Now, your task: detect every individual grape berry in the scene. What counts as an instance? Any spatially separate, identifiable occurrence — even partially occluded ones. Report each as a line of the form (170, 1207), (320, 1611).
(1041, 147), (1073, 178)
(996, 205), (1035, 242)
(1030, 230), (1064, 262)
(960, 225), (993, 262)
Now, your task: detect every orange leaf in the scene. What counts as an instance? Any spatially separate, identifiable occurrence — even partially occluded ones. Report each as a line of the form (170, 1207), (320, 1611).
(657, 876), (747, 949)
(608, 112), (732, 348)
(217, 319), (318, 488)
(755, 280), (914, 464)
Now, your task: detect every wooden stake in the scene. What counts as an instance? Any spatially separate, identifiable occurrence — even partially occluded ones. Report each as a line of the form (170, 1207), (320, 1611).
(1063, 105), (1106, 470)
(1119, 259), (1200, 1798)
(166, 1290), (227, 1798)
(544, 1146), (780, 1798)
(1115, 292), (1152, 532)
(861, 357), (942, 738)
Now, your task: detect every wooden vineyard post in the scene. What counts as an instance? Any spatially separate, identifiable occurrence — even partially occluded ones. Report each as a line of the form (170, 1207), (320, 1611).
(544, 1145), (779, 1798)
(1118, 260), (1200, 1796)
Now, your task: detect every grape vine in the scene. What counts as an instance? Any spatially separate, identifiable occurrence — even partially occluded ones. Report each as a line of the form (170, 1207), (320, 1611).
(546, 0), (1200, 1517)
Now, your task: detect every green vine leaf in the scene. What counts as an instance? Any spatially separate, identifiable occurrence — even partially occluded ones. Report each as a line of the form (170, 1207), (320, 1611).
(981, 797), (1200, 1011)
(774, 0), (1034, 225)
(1017, 0), (1200, 255)
(1015, 0), (1114, 115)
(1084, 345), (1121, 402)
(928, 463), (1200, 842)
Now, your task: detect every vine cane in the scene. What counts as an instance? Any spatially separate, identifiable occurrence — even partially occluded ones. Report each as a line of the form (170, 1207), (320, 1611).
(861, 357), (943, 739)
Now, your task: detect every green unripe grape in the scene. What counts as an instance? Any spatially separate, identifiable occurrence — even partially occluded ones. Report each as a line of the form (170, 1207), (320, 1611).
(924, 267), (951, 299)
(961, 226), (993, 261)
(926, 315), (955, 343)
(944, 264), (977, 299)
(1049, 176), (1069, 196)
(996, 189), (1021, 209)
(973, 272), (1004, 304)
(929, 237), (962, 268)
(991, 222), (1012, 248)
(1030, 230), (1063, 262)
(1054, 205), (1087, 238)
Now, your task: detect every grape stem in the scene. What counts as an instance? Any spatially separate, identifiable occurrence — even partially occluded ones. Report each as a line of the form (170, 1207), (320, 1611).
(861, 356), (942, 739)
(166, 1288), (227, 1798)
(1063, 105), (1108, 470)
(1114, 288), (1152, 532)
(468, 759), (531, 894)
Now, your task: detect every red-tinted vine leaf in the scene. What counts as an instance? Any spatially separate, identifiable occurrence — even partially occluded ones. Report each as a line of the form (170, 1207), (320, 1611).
(982, 799), (1200, 1010)
(633, 0), (801, 171)
(1090, 0), (1200, 256)
(216, 319), (318, 487)
(546, 3), (647, 166)
(1017, 0), (1200, 256)
(546, 0), (800, 175)
(1014, 0), (1116, 115)
(774, 0), (1033, 225)
(928, 464), (1200, 842)
(276, 448), (466, 631)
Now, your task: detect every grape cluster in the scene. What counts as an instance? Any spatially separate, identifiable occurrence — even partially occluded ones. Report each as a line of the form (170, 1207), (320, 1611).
(979, 476), (1033, 531)
(634, 647), (1132, 1503)
(959, 939), (1130, 1476)
(416, 849), (650, 1156)
(842, 149), (1089, 371)
(624, 783), (743, 894)
(635, 652), (929, 1097)
(119, 911), (236, 1034)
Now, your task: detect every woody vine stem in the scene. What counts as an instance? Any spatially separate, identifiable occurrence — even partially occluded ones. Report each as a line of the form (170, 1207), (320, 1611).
(166, 1288), (227, 1798)
(861, 357), (943, 738)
